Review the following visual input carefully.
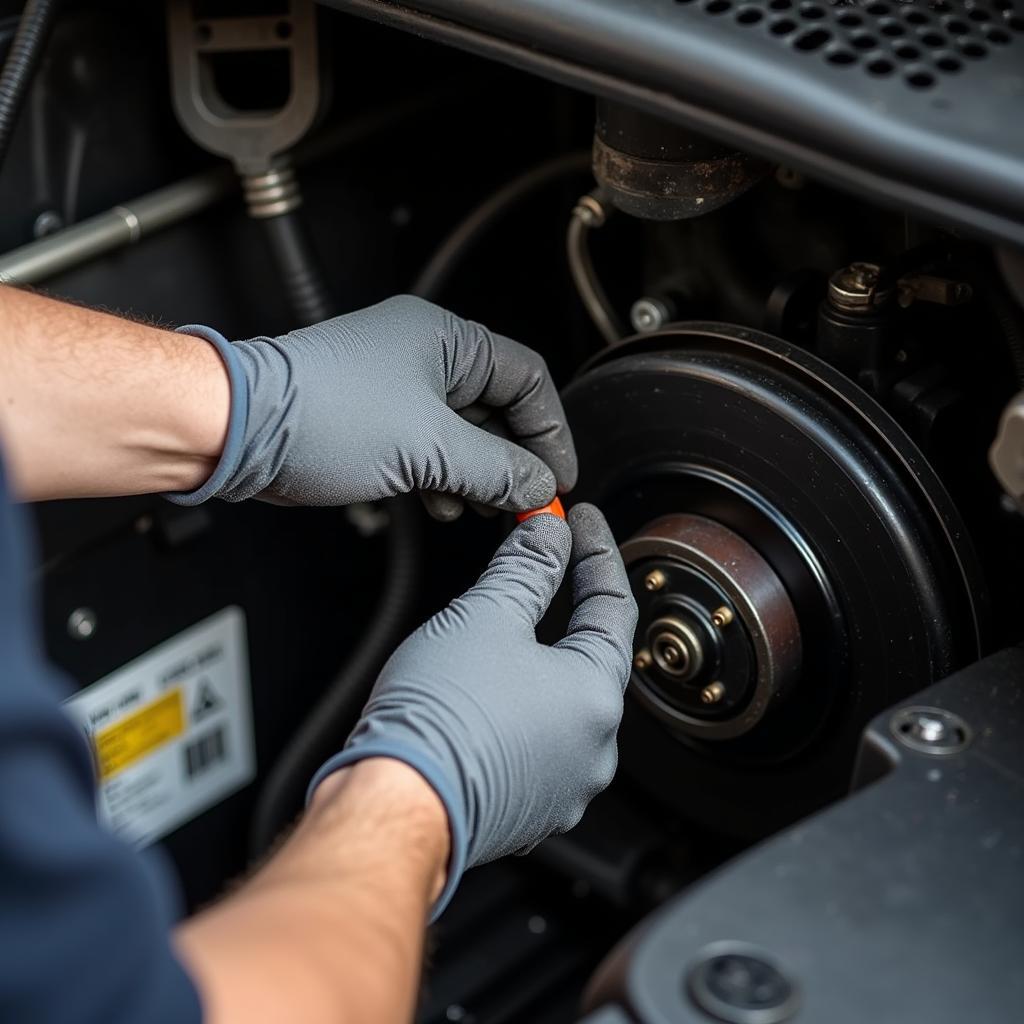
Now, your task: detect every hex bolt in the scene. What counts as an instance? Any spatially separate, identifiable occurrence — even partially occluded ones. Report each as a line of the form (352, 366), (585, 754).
(644, 569), (667, 592)
(67, 607), (97, 640)
(711, 605), (734, 628)
(701, 681), (726, 704)
(634, 649), (653, 671)
(890, 705), (971, 756)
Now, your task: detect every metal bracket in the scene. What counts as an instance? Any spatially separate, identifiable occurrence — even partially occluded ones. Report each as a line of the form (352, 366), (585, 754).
(166, 0), (320, 175)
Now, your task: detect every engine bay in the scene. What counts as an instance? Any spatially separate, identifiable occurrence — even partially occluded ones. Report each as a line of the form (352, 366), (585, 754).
(6, 1), (1024, 1020)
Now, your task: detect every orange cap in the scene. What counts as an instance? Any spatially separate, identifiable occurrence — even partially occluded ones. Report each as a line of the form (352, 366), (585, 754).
(516, 496), (566, 523)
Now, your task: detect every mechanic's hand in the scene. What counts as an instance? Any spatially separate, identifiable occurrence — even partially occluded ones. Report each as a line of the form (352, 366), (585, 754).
(168, 296), (576, 515)
(308, 503), (637, 918)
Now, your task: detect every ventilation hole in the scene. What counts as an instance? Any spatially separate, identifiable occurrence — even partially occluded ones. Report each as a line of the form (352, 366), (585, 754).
(906, 68), (937, 88)
(865, 1), (890, 13)
(945, 17), (970, 33)
(1008, 14), (1024, 30)
(674, 0), (699, 4)
(851, 31), (878, 48)
(960, 39), (988, 56)
(920, 30), (947, 46)
(705, 0), (732, 14)
(837, 10), (862, 26)
(935, 52), (963, 71)
(799, 3), (826, 18)
(895, 42), (922, 58)
(769, 0), (792, 10)
(867, 56), (895, 74)
(735, 6), (764, 23)
(770, 16), (798, 34)
(826, 46), (858, 64)
(794, 26), (831, 49)
(968, 7), (991, 20)
(986, 25), (1011, 41)
(879, 19), (905, 35)
(905, 9), (929, 23)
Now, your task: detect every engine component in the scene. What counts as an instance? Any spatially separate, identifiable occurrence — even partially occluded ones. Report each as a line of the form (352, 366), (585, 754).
(562, 322), (984, 835)
(623, 514), (801, 741)
(592, 100), (767, 221)
(167, 0), (332, 325)
(567, 188), (624, 345)
(0, 0), (59, 172)
(582, 648), (1024, 1024)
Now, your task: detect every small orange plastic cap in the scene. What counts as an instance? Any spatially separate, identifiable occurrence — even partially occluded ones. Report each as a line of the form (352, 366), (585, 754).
(516, 496), (566, 523)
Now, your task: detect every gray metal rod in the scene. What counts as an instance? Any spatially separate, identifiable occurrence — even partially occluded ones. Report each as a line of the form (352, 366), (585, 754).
(0, 93), (446, 287)
(0, 167), (237, 284)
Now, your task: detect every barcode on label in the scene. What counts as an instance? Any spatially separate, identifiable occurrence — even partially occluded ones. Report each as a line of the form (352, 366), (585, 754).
(184, 727), (226, 780)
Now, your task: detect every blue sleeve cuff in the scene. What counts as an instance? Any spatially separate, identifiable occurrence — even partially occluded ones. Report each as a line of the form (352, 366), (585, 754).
(307, 744), (469, 923)
(164, 325), (249, 506)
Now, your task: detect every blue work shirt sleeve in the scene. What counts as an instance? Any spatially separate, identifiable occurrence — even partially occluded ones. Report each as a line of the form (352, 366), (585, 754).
(0, 459), (203, 1023)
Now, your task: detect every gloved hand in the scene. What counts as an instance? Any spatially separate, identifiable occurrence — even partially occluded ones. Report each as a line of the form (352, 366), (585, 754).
(307, 503), (638, 919)
(168, 295), (576, 516)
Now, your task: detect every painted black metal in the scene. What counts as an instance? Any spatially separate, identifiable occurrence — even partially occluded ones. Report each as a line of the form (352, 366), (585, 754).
(581, 646), (1024, 1023)
(317, 0), (1024, 246)
(561, 323), (985, 836)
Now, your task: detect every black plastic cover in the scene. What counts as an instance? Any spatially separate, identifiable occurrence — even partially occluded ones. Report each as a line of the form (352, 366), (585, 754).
(318, 0), (1024, 246)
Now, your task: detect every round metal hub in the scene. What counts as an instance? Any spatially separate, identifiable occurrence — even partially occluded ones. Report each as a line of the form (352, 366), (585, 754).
(623, 514), (801, 740)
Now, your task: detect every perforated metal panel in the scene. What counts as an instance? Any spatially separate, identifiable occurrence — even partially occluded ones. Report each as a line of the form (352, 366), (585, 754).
(322, 0), (1024, 245)
(674, 0), (1024, 91)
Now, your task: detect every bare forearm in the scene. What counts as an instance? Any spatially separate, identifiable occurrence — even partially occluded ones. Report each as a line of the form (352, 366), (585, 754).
(0, 286), (229, 500)
(175, 758), (449, 1024)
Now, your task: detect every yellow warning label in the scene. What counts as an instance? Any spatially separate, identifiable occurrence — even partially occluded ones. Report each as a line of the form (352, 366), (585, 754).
(94, 689), (185, 780)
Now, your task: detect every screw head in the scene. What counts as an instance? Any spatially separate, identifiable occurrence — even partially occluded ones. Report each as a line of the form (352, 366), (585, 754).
(891, 706), (971, 756)
(67, 607), (97, 640)
(644, 569), (667, 592)
(711, 605), (734, 628)
(634, 649), (653, 671)
(688, 945), (800, 1024)
(701, 681), (726, 705)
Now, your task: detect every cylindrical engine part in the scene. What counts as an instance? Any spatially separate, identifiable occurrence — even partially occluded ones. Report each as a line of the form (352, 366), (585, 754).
(592, 100), (768, 220)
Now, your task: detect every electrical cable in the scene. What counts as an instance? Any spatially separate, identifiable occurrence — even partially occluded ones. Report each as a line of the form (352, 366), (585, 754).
(249, 495), (421, 856)
(0, 0), (58, 173)
(567, 189), (624, 345)
(411, 150), (591, 301)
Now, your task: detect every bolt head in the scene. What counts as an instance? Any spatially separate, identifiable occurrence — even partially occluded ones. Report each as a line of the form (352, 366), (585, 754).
(891, 706), (971, 756)
(630, 297), (671, 334)
(701, 681), (725, 704)
(67, 607), (97, 640)
(634, 649), (653, 671)
(711, 605), (734, 628)
(644, 569), (667, 592)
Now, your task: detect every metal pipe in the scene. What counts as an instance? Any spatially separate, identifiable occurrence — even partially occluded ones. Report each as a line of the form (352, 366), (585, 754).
(567, 189), (624, 345)
(0, 93), (444, 286)
(0, 166), (236, 284)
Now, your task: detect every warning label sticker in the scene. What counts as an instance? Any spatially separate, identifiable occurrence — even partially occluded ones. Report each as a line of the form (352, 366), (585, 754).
(63, 606), (255, 847)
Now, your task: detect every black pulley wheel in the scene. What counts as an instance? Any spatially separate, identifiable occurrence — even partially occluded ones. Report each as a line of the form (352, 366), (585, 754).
(562, 322), (985, 837)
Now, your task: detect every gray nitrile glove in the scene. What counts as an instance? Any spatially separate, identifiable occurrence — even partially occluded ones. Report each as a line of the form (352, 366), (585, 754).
(168, 295), (576, 514)
(307, 503), (638, 919)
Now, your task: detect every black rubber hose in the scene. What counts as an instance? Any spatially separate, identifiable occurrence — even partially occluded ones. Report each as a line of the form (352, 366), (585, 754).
(260, 210), (335, 327)
(249, 495), (421, 856)
(412, 150), (591, 301)
(0, 0), (58, 173)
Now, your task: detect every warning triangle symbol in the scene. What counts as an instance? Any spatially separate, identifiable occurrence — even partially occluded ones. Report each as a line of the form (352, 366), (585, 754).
(192, 680), (222, 722)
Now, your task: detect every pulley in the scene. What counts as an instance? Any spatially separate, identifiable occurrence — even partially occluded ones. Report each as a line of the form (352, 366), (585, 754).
(561, 322), (985, 836)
